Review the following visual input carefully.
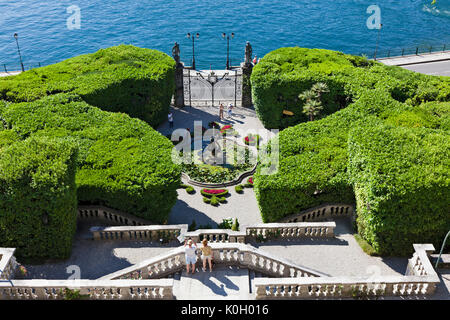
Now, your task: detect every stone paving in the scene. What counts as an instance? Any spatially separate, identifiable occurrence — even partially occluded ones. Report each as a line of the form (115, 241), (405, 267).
(160, 105), (271, 228)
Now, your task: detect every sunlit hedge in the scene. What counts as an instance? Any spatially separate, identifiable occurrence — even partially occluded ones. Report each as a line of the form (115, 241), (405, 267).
(0, 46), (180, 259)
(0, 137), (78, 260)
(254, 47), (450, 255)
(0, 45), (175, 127)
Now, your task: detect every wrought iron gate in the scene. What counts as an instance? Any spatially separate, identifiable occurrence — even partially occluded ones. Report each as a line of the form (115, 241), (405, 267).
(183, 69), (242, 107)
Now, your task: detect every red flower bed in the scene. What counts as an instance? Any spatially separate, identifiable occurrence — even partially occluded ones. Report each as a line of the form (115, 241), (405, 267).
(201, 188), (229, 197)
(248, 177), (253, 184)
(221, 125), (232, 130)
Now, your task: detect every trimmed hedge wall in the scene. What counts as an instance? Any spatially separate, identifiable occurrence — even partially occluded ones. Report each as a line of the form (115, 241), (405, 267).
(0, 93), (181, 223)
(0, 137), (78, 260)
(0, 45), (175, 127)
(0, 46), (180, 259)
(348, 124), (450, 255)
(253, 47), (450, 255)
(251, 47), (450, 129)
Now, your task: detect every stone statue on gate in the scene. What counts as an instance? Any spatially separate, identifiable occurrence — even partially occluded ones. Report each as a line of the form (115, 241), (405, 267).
(244, 41), (252, 66)
(172, 42), (181, 65)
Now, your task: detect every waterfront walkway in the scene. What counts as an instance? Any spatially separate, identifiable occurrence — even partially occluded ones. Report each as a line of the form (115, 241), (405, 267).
(378, 51), (450, 76)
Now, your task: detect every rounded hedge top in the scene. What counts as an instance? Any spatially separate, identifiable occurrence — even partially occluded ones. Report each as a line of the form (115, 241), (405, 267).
(253, 47), (450, 255)
(0, 45), (180, 224)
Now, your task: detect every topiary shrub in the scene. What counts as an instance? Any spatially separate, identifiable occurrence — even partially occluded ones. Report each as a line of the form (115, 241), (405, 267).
(235, 184), (244, 194)
(254, 47), (450, 255)
(0, 45), (175, 127)
(0, 45), (180, 259)
(0, 136), (78, 260)
(210, 196), (219, 206)
(0, 94), (180, 223)
(348, 124), (450, 255)
(186, 186), (195, 194)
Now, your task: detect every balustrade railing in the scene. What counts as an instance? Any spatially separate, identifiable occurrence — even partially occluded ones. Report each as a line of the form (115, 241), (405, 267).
(246, 222), (335, 241)
(99, 243), (327, 280)
(90, 224), (188, 242)
(92, 222), (337, 244)
(0, 279), (173, 300)
(254, 244), (440, 299)
(279, 204), (353, 223)
(78, 205), (153, 226)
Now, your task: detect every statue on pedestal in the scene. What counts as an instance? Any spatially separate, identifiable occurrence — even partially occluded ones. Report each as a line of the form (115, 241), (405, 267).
(244, 41), (253, 66)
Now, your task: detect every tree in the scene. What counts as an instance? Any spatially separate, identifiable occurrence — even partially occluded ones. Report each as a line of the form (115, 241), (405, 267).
(298, 82), (329, 121)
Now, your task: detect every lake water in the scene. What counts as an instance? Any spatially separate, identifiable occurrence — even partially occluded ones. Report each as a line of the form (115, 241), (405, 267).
(1, 0), (450, 70)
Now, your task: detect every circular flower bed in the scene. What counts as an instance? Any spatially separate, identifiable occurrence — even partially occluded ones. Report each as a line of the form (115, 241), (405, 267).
(180, 139), (256, 184)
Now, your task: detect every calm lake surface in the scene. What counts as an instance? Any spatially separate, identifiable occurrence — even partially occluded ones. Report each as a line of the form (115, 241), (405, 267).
(1, 0), (450, 70)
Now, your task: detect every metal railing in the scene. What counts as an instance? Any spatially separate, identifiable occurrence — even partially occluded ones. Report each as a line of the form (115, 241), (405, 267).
(360, 44), (449, 60)
(0, 60), (57, 73)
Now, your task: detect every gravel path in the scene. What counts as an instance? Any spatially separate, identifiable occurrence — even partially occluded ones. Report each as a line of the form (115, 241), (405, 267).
(168, 185), (263, 227)
(23, 220), (179, 280)
(251, 218), (408, 277)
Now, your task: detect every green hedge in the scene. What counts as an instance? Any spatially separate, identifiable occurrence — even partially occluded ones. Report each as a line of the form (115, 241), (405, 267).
(0, 93), (181, 223)
(0, 46), (180, 259)
(0, 45), (175, 127)
(251, 47), (450, 129)
(253, 47), (450, 255)
(348, 124), (450, 255)
(0, 137), (78, 260)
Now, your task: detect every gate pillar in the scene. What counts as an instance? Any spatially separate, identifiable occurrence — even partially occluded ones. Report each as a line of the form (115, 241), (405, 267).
(172, 42), (185, 108)
(241, 41), (253, 108)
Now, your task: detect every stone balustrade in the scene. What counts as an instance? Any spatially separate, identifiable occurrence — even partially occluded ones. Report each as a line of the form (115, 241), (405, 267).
(89, 224), (188, 242)
(100, 243), (327, 280)
(254, 244), (440, 299)
(78, 205), (153, 226)
(245, 222), (336, 241)
(0, 279), (173, 300)
(184, 229), (247, 243)
(0, 248), (17, 280)
(254, 275), (438, 299)
(91, 222), (337, 244)
(279, 203), (354, 223)
(99, 247), (187, 280)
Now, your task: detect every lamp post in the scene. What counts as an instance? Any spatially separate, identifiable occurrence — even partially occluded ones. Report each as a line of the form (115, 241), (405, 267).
(222, 32), (234, 70)
(13, 33), (25, 72)
(374, 23), (383, 60)
(187, 32), (199, 70)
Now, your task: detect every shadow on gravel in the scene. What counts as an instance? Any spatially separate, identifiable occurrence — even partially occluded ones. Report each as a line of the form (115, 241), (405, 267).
(23, 220), (180, 280)
(168, 199), (219, 227)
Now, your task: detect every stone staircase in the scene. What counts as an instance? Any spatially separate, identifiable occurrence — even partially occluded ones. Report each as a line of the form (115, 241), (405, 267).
(172, 266), (254, 300)
(171, 265), (282, 300)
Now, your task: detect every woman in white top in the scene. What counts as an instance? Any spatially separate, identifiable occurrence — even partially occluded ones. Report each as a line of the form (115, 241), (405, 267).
(184, 239), (198, 274)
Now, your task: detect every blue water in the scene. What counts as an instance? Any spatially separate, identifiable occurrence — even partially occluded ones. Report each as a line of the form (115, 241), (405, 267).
(1, 0), (450, 70)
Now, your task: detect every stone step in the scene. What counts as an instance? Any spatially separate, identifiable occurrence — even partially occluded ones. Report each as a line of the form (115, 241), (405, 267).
(173, 265), (254, 300)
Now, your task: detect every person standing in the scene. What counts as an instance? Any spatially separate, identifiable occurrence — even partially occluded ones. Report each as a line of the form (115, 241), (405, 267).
(253, 55), (258, 65)
(227, 103), (233, 119)
(219, 103), (224, 120)
(200, 239), (213, 272)
(168, 111), (174, 129)
(184, 239), (197, 274)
